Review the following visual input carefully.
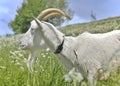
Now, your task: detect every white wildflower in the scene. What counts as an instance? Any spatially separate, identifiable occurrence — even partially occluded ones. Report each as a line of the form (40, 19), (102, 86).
(64, 68), (83, 83)
(0, 66), (6, 69)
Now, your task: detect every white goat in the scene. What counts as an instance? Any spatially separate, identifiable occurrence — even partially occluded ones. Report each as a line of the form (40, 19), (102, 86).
(20, 8), (120, 86)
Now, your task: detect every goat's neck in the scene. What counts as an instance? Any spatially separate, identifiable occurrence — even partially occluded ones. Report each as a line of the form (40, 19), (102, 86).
(42, 22), (64, 51)
(42, 22), (76, 70)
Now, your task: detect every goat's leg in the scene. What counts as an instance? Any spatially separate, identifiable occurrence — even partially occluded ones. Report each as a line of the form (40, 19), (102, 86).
(25, 51), (37, 73)
(99, 71), (110, 81)
(87, 71), (97, 86)
(99, 59), (120, 80)
(97, 68), (110, 81)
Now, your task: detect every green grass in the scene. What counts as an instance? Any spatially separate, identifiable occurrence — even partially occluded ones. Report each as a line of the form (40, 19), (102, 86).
(61, 16), (120, 36)
(1, 16), (120, 86)
(0, 36), (72, 86)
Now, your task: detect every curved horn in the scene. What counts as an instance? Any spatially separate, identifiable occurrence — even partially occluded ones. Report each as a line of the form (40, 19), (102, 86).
(37, 8), (71, 20)
(42, 12), (71, 20)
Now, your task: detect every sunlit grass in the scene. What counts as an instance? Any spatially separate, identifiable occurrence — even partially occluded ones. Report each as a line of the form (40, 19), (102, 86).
(0, 35), (120, 86)
(61, 16), (120, 36)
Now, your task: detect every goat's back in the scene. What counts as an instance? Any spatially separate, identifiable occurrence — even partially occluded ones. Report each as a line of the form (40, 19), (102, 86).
(75, 30), (120, 70)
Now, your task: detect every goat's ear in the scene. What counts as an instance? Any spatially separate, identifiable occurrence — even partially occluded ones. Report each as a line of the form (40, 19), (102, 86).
(33, 17), (43, 29)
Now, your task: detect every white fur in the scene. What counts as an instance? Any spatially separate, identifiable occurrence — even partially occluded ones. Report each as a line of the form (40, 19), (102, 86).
(20, 19), (120, 86)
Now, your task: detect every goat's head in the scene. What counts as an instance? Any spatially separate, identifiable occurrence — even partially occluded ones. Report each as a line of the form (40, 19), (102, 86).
(19, 8), (71, 51)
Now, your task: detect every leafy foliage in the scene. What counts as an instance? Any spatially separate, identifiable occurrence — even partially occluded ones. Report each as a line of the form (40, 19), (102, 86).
(10, 0), (72, 34)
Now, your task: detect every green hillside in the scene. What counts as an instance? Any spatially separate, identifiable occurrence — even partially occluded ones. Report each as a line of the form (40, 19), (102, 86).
(61, 16), (120, 36)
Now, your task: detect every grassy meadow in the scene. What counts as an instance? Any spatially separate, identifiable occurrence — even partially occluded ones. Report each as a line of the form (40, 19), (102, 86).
(1, 16), (120, 86)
